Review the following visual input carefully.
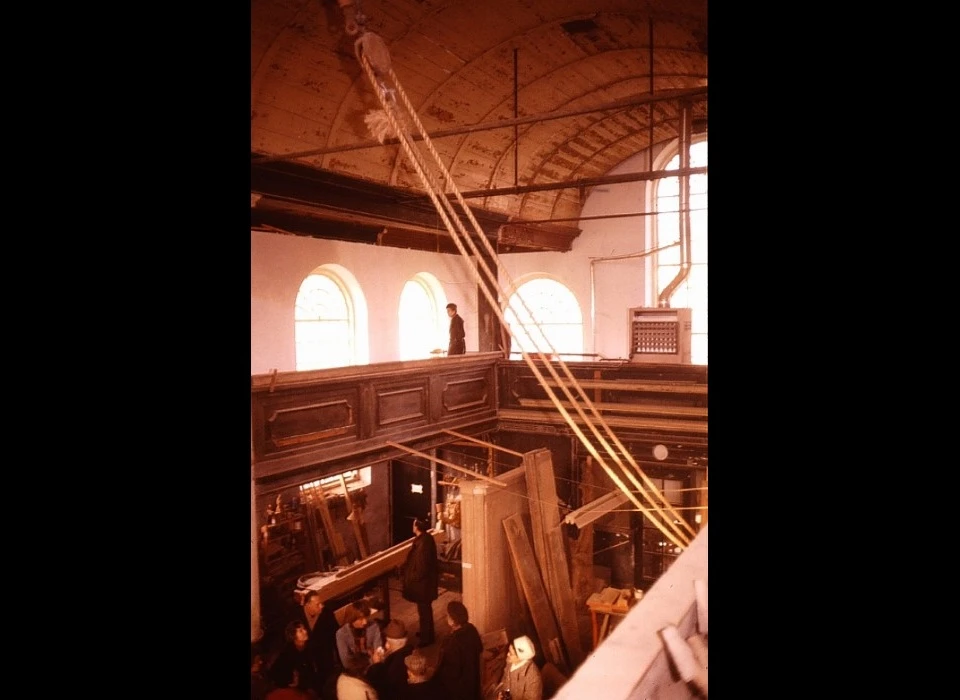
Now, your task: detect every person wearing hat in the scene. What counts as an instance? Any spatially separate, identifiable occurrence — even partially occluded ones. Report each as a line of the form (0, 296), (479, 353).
(398, 650), (442, 699)
(494, 636), (542, 700)
(366, 618), (416, 698)
(401, 517), (439, 647)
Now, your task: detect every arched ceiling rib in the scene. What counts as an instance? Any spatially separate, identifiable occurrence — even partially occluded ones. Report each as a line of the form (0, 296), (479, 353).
(251, 0), (707, 253)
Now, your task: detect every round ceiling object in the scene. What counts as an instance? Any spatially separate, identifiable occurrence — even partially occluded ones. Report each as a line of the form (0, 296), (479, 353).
(653, 444), (669, 461)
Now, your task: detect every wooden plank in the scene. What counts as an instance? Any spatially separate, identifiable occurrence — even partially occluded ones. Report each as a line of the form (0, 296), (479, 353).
(339, 475), (369, 558)
(546, 525), (585, 667)
(297, 531), (445, 603)
(497, 408), (709, 435)
(572, 456), (601, 653)
(502, 513), (568, 673)
(523, 450), (584, 668)
(518, 398), (707, 419)
(308, 485), (350, 565)
(385, 441), (507, 487)
(542, 379), (707, 394)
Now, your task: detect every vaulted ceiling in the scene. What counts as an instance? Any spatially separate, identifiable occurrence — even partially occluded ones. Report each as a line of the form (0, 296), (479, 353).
(251, 0), (707, 253)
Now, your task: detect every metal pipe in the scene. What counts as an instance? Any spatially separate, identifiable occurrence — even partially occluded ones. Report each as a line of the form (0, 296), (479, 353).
(658, 101), (694, 307)
(457, 165), (705, 199)
(251, 87), (708, 164)
(502, 208), (707, 225)
(514, 47), (519, 188)
(590, 242), (680, 352)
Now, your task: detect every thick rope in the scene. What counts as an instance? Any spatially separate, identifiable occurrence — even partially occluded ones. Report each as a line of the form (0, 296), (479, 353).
(354, 38), (694, 547)
(381, 66), (695, 543)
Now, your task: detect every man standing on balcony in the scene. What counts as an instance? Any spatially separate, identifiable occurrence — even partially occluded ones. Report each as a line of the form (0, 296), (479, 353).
(446, 303), (466, 355)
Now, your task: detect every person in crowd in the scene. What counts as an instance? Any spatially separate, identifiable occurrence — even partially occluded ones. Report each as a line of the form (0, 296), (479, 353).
(252, 646), (275, 700)
(295, 590), (341, 698)
(335, 657), (379, 700)
(334, 600), (383, 674)
(269, 620), (322, 698)
(398, 650), (443, 700)
(494, 636), (542, 700)
(401, 517), (440, 647)
(446, 303), (466, 355)
(434, 600), (484, 700)
(365, 618), (415, 698)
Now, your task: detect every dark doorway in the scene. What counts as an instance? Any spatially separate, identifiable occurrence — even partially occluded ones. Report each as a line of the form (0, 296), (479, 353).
(390, 456), (434, 545)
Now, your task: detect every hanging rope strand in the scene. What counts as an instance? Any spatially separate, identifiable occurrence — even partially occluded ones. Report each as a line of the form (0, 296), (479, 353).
(356, 44), (692, 548)
(384, 64), (694, 543)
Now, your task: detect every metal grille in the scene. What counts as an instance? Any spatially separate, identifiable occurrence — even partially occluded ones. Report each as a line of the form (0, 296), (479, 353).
(632, 320), (680, 354)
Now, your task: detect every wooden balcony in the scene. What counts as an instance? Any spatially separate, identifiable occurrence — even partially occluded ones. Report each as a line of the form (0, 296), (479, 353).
(251, 353), (501, 490)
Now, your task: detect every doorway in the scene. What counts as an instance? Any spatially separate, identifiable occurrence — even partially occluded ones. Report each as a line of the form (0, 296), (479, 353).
(390, 456), (435, 545)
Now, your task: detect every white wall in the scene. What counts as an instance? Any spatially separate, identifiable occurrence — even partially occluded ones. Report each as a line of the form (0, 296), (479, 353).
(251, 150), (667, 373)
(252, 232), (478, 374)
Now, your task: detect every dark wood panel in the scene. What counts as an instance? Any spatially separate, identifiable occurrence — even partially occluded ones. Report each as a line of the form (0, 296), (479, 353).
(252, 354), (502, 484)
(376, 384), (428, 427)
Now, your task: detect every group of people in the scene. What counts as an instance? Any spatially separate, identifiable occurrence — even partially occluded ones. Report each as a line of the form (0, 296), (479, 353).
(252, 514), (542, 700)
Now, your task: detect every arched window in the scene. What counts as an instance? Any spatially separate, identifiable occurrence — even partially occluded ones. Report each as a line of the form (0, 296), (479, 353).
(295, 266), (368, 370)
(504, 277), (583, 361)
(654, 139), (707, 365)
(398, 273), (446, 360)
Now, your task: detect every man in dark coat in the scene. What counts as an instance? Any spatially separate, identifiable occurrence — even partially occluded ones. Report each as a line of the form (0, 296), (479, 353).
(434, 600), (484, 700)
(366, 618), (416, 698)
(294, 590), (340, 699)
(401, 517), (439, 646)
(446, 303), (466, 355)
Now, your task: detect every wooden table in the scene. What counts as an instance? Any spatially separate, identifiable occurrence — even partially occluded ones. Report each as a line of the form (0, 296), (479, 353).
(586, 587), (639, 648)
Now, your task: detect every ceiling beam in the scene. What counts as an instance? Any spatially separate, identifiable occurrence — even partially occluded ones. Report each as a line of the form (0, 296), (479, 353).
(455, 166), (707, 199)
(251, 87), (708, 165)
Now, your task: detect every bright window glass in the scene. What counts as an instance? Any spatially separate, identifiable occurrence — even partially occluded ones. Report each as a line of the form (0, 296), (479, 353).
(399, 278), (443, 360)
(504, 278), (584, 361)
(295, 272), (354, 370)
(656, 139), (707, 364)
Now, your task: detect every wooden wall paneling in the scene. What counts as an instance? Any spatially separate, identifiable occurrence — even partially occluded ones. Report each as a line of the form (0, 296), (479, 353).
(459, 468), (527, 639)
(502, 512), (569, 674)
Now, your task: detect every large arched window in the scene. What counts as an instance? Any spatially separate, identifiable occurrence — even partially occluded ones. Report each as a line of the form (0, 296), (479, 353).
(295, 266), (368, 370)
(655, 139), (707, 365)
(398, 273), (447, 360)
(504, 277), (583, 361)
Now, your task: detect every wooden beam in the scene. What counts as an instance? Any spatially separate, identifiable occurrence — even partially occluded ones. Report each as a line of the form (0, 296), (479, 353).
(563, 490), (630, 529)
(442, 429), (526, 457)
(502, 513), (569, 674)
(518, 398), (707, 418)
(542, 379), (707, 394)
(340, 474), (369, 559)
(385, 441), (507, 487)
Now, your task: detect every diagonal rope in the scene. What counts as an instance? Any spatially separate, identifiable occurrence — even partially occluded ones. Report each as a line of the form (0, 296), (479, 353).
(356, 42), (691, 549)
(353, 34), (695, 547)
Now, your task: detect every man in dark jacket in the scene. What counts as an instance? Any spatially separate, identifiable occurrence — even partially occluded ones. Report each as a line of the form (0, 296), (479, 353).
(435, 600), (484, 700)
(401, 517), (439, 646)
(366, 618), (415, 698)
(446, 303), (466, 355)
(294, 590), (340, 699)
